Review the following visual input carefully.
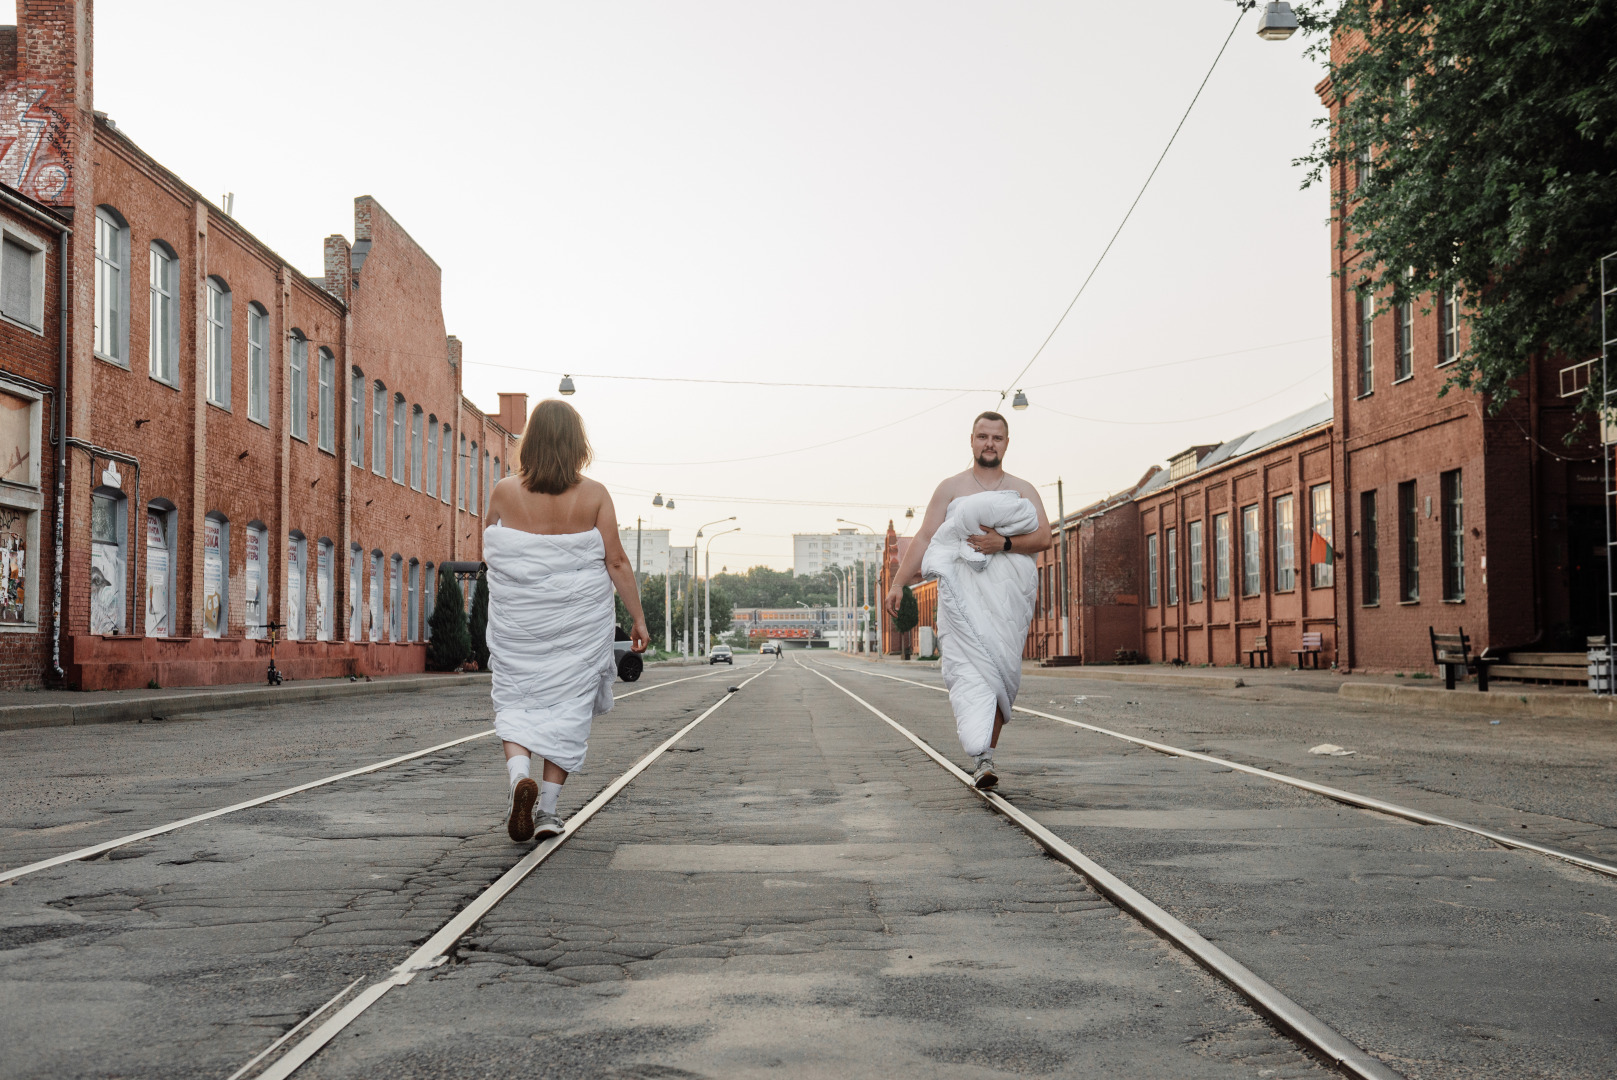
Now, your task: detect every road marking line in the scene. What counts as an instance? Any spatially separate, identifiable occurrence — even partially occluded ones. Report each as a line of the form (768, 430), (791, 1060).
(800, 660), (1402, 1080)
(246, 663), (773, 1080)
(0, 668), (726, 884)
(817, 660), (1617, 880)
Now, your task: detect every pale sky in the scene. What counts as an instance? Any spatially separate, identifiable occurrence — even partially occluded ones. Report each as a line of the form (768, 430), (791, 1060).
(85, 1), (1332, 572)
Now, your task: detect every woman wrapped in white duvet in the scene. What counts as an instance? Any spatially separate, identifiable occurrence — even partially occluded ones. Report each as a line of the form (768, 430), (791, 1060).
(484, 400), (650, 842)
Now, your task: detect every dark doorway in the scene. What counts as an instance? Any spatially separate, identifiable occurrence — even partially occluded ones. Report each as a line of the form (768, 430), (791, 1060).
(1567, 504), (1611, 643)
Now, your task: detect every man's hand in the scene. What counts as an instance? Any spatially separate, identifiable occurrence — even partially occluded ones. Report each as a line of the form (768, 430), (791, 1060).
(965, 526), (1004, 554)
(884, 585), (903, 617)
(630, 619), (651, 653)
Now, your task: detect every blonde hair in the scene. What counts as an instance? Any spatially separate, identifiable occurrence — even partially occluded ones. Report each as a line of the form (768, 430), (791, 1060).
(518, 399), (592, 495)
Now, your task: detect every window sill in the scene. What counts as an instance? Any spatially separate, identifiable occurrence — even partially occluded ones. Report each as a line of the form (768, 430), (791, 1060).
(250, 416), (270, 429)
(1273, 587), (1297, 595)
(1442, 598), (1466, 604)
(318, 445), (336, 457)
(1398, 599), (1421, 606)
(207, 399), (232, 414)
(149, 373), (180, 391)
(291, 433), (308, 445)
(0, 621), (41, 634)
(1435, 359), (1460, 369)
(1355, 391), (1374, 400)
(1392, 374), (1414, 385)
(1361, 602), (1380, 608)
(1, 312), (44, 336)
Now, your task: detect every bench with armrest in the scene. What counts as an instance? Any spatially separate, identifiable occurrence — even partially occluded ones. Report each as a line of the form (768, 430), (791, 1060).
(1291, 632), (1324, 669)
(1429, 627), (1491, 691)
(1244, 635), (1270, 669)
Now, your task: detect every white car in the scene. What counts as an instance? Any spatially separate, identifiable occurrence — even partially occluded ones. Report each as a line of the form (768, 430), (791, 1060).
(759, 642), (782, 656)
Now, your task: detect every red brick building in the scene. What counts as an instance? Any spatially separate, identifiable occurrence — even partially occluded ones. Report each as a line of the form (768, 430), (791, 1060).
(0, 1), (524, 690)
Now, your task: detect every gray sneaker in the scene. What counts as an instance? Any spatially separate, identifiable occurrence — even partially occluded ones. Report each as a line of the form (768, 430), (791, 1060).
(971, 755), (999, 790)
(533, 812), (565, 840)
(507, 778), (538, 843)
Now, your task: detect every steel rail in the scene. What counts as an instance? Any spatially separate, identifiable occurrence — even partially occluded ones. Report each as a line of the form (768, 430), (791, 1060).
(814, 661), (1617, 880)
(247, 664), (771, 1080)
(800, 660), (1402, 1080)
(0, 667), (729, 884)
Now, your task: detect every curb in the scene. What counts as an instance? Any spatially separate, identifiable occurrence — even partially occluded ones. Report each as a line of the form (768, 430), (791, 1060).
(1022, 665), (1246, 691)
(1339, 681), (1616, 721)
(0, 673), (491, 733)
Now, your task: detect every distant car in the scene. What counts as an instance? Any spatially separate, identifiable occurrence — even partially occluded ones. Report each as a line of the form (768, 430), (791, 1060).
(710, 645), (733, 665)
(759, 642), (782, 656)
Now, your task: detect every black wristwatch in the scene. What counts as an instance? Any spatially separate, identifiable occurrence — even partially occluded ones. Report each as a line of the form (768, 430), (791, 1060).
(1002, 535), (1013, 552)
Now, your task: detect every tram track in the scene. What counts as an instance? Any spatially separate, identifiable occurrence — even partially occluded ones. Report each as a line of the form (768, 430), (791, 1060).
(813, 659), (1617, 880)
(0, 667), (731, 885)
(800, 658), (1402, 1080)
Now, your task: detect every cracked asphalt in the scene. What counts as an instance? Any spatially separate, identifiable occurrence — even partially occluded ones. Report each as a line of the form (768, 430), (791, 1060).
(0, 655), (1612, 1078)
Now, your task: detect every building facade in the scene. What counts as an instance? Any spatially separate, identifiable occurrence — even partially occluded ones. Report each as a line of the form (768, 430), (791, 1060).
(794, 528), (883, 576)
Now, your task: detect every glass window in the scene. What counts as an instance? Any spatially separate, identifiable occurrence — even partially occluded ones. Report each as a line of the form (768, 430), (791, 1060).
(369, 550), (383, 642)
(389, 554), (403, 641)
(468, 441), (479, 514)
(1146, 533), (1159, 607)
(249, 304), (269, 424)
(372, 382), (386, 474)
(1394, 299), (1413, 380)
(441, 426), (453, 504)
(144, 506), (175, 636)
(349, 542), (363, 640)
(203, 515), (229, 638)
(1213, 513), (1230, 600)
(392, 396), (407, 483)
(1442, 469), (1464, 601)
(1398, 480), (1420, 602)
(2, 237), (36, 327)
(286, 532), (307, 640)
(408, 559), (420, 641)
(89, 491), (125, 634)
(410, 407), (423, 491)
(1188, 520), (1204, 603)
(1274, 494), (1296, 591)
(316, 539), (333, 641)
(1440, 288), (1461, 365)
(426, 416), (438, 497)
(483, 450), (492, 516)
(1361, 491), (1380, 605)
(94, 209), (126, 362)
(317, 348), (335, 451)
(206, 278), (231, 407)
(244, 524), (268, 639)
(1357, 290), (1374, 396)
(1310, 483), (1334, 588)
(459, 435), (468, 509)
(1165, 527), (1178, 606)
(148, 244), (176, 383)
(1240, 505), (1261, 596)
(283, 323), (303, 435)
(424, 563), (436, 640)
(350, 369), (365, 467)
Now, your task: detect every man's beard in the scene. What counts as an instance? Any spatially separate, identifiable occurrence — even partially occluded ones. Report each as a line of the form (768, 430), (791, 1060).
(975, 452), (1001, 470)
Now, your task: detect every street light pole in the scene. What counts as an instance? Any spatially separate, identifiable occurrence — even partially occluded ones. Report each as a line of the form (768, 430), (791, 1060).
(692, 517), (737, 657)
(704, 527), (739, 653)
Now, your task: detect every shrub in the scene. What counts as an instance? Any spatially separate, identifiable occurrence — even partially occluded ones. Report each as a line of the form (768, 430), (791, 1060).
(427, 572), (472, 671)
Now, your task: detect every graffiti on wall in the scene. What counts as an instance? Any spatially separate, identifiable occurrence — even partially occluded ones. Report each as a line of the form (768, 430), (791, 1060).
(0, 83), (74, 205)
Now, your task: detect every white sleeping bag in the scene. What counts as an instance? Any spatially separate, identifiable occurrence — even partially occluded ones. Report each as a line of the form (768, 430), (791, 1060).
(484, 524), (617, 773)
(921, 490), (1040, 757)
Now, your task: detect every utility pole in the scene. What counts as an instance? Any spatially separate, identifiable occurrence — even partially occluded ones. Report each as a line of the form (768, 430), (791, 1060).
(664, 567), (672, 654)
(683, 549), (691, 659)
(1057, 478), (1070, 657)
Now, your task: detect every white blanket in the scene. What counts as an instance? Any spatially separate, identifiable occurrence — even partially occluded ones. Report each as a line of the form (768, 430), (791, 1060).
(921, 490), (1039, 757)
(484, 524), (617, 773)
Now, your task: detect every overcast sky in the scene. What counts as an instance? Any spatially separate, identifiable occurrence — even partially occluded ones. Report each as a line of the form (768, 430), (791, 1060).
(83, 1), (1333, 573)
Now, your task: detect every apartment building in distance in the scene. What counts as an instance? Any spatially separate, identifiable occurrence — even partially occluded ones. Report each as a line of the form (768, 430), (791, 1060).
(794, 527), (883, 576)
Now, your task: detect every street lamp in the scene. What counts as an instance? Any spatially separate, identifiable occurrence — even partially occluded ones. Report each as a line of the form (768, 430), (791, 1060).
(837, 519), (880, 658)
(558, 375), (576, 396)
(1255, 2), (1299, 41)
(652, 493), (663, 507)
(703, 526), (739, 654)
(1011, 390), (1029, 411)
(692, 517), (737, 654)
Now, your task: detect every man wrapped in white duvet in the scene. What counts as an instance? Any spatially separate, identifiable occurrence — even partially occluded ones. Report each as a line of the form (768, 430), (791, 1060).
(886, 412), (1052, 789)
(484, 400), (650, 843)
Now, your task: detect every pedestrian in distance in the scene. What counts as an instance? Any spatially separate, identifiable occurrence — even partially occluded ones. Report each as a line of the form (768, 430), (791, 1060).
(484, 400), (651, 842)
(885, 411), (1051, 789)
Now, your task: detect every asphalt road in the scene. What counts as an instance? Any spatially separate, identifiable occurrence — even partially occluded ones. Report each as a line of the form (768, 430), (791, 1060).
(1, 653), (1612, 1079)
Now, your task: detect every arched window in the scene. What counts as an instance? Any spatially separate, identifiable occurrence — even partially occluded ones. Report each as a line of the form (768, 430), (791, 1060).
(144, 499), (177, 637)
(287, 529), (308, 640)
(483, 449), (492, 516)
(90, 486), (127, 634)
(349, 542), (363, 639)
(148, 242), (178, 385)
(350, 368), (366, 467)
(371, 381), (386, 475)
(389, 553), (403, 641)
(290, 329), (313, 439)
(425, 414), (438, 497)
(316, 537), (334, 641)
(491, 456), (500, 514)
(203, 512), (230, 638)
(317, 348), (335, 451)
(441, 425), (453, 505)
(407, 558), (420, 641)
(392, 394), (407, 483)
(369, 549), (384, 641)
(410, 406), (423, 491)
(458, 434), (467, 509)
(468, 440), (478, 515)
(244, 520), (269, 639)
(206, 276), (232, 408)
(423, 562), (436, 639)
(94, 206), (129, 365)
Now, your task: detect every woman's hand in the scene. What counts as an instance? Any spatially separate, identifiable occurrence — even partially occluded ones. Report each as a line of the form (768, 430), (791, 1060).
(884, 585), (903, 617)
(631, 619), (651, 653)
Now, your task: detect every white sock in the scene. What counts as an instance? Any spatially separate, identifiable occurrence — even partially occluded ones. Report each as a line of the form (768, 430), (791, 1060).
(506, 755), (531, 788)
(540, 781), (562, 815)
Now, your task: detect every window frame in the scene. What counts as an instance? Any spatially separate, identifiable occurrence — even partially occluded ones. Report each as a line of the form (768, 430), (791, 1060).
(1213, 513), (1230, 601)
(425, 415), (438, 497)
(93, 207), (129, 365)
(284, 322), (305, 437)
(1146, 532), (1159, 608)
(1356, 289), (1374, 397)
(1273, 494), (1296, 592)
(1240, 504), (1262, 597)
(1309, 483), (1334, 589)
(410, 406), (424, 491)
(1441, 469), (1464, 602)
(206, 276), (232, 409)
(317, 347), (335, 452)
(1398, 480), (1420, 603)
(147, 242), (179, 386)
(1439, 287), (1461, 366)
(372, 381), (387, 475)
(392, 395), (407, 484)
(350, 368), (366, 467)
(202, 512), (231, 638)
(441, 425), (453, 505)
(1187, 519), (1204, 604)
(1393, 298), (1414, 382)
(1360, 490), (1380, 606)
(0, 221), (47, 333)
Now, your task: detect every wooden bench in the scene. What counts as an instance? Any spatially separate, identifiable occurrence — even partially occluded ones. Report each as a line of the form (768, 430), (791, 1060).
(1429, 627), (1491, 691)
(1291, 632), (1324, 669)
(1244, 635), (1271, 669)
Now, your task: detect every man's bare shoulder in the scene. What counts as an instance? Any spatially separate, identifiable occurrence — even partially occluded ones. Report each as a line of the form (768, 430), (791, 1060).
(1003, 473), (1042, 502)
(932, 470), (980, 502)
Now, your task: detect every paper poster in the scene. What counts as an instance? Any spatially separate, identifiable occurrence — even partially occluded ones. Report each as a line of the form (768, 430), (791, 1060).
(287, 542), (304, 640)
(317, 543), (332, 641)
(90, 496), (122, 635)
(244, 528), (264, 638)
(369, 556), (382, 642)
(0, 509), (24, 624)
(203, 517), (224, 637)
(145, 513), (169, 636)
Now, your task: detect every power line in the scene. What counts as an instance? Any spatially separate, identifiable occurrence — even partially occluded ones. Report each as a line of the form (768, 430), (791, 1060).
(1023, 335), (1328, 390)
(998, 5), (1248, 403)
(1031, 369), (1326, 426)
(464, 359), (995, 394)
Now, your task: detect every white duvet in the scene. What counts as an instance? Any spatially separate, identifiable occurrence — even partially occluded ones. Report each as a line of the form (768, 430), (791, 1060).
(484, 524), (617, 773)
(921, 490), (1040, 757)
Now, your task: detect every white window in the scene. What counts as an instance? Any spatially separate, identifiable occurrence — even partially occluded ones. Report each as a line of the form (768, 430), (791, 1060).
(468, 440), (478, 514)
(244, 522), (269, 639)
(0, 225), (44, 332)
(94, 207), (128, 364)
(0, 377), (44, 631)
(424, 563), (436, 639)
(458, 435), (467, 509)
(249, 304), (269, 425)
(148, 243), (177, 384)
(317, 348), (335, 452)
(203, 513), (230, 638)
(288, 329), (307, 439)
(425, 415), (438, 497)
(350, 368), (365, 467)
(369, 550), (384, 641)
(316, 538), (333, 641)
(389, 553), (403, 641)
(286, 531), (308, 640)
(206, 277), (232, 408)
(410, 406), (423, 490)
(392, 396), (407, 483)
(407, 558), (420, 641)
(483, 450), (492, 516)
(90, 489), (127, 634)
(372, 382), (386, 474)
(349, 542), (363, 640)
(144, 503), (176, 637)
(441, 426), (453, 504)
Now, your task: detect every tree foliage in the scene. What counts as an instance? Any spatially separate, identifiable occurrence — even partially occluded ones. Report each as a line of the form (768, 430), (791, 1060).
(673, 582), (734, 651)
(426, 571), (471, 671)
(1293, 0), (1617, 422)
(711, 565), (840, 609)
(468, 570), (491, 672)
(640, 574), (667, 645)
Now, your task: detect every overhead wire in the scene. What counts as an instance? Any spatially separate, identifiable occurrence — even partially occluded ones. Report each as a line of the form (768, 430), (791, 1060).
(464, 359), (995, 394)
(1032, 369), (1327, 426)
(1023, 335), (1328, 390)
(996, 4), (1248, 403)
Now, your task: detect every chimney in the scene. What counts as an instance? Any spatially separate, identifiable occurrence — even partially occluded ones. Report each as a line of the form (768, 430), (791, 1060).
(498, 393), (528, 436)
(322, 235), (351, 304)
(445, 335), (462, 368)
(0, 0), (91, 206)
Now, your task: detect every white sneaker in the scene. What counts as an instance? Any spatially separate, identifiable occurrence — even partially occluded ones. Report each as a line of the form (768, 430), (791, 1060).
(533, 812), (564, 840)
(971, 755), (998, 790)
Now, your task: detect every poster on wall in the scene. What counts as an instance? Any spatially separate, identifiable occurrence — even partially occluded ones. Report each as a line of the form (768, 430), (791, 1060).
(287, 542), (304, 640)
(244, 529), (264, 638)
(369, 557), (382, 642)
(203, 517), (224, 637)
(145, 513), (169, 637)
(0, 508), (24, 624)
(317, 544), (332, 641)
(90, 496), (122, 635)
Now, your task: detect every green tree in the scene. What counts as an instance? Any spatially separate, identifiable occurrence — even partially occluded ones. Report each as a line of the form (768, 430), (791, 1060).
(426, 571), (471, 671)
(893, 585), (919, 660)
(468, 569), (490, 672)
(640, 574), (666, 646)
(614, 592), (633, 637)
(673, 582), (735, 652)
(1293, 0), (1617, 424)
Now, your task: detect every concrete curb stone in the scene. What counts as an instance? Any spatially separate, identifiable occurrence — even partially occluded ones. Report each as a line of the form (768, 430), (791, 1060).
(1338, 681), (1615, 721)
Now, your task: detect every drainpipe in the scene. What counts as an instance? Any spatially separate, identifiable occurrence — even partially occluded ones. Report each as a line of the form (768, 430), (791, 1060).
(50, 224), (71, 680)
